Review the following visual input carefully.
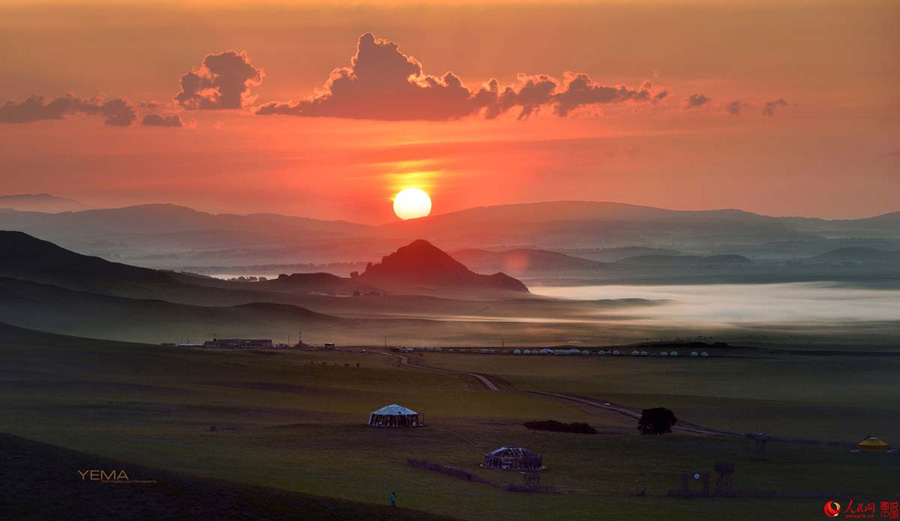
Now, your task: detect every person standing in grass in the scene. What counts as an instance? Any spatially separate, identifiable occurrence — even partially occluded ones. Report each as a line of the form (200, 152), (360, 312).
(390, 491), (396, 507)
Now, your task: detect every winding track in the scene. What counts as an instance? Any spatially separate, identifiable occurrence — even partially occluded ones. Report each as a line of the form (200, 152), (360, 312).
(526, 390), (741, 438)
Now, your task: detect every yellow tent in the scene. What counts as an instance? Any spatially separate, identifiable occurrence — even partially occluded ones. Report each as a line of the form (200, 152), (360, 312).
(858, 437), (890, 452)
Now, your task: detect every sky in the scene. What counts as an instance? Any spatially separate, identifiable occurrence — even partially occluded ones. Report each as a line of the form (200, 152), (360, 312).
(0, 0), (898, 223)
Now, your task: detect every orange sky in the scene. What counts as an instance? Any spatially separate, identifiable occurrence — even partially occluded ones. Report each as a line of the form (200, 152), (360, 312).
(0, 1), (898, 223)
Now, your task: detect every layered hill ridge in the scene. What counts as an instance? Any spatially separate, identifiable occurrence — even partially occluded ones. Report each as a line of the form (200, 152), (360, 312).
(811, 247), (900, 264)
(0, 193), (87, 213)
(1, 200), (899, 268)
(451, 248), (609, 275)
(0, 230), (174, 288)
(616, 254), (753, 267)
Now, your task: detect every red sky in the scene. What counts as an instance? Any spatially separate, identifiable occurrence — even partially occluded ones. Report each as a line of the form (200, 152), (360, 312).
(0, 0), (897, 223)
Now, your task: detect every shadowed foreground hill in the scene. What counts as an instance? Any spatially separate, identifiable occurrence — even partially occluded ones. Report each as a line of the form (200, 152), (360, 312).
(359, 239), (528, 294)
(0, 230), (174, 288)
(0, 432), (459, 521)
(0, 230), (246, 304)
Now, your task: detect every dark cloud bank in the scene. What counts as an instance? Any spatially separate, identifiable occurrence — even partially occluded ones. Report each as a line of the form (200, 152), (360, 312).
(0, 33), (787, 127)
(0, 94), (137, 126)
(176, 50), (263, 110)
(256, 33), (669, 121)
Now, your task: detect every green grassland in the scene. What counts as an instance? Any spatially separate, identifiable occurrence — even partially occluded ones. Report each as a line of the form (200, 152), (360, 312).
(2, 324), (897, 520)
(417, 351), (900, 442)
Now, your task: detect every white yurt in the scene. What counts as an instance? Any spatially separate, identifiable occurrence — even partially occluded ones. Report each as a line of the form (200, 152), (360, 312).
(690, 351), (699, 357)
(513, 349), (522, 355)
(700, 351), (709, 357)
(481, 446), (544, 471)
(367, 404), (422, 427)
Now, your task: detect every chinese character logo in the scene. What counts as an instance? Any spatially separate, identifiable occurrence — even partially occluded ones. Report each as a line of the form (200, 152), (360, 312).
(824, 501), (841, 518)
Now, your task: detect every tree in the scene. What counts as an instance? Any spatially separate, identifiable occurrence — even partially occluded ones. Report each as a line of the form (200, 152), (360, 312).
(638, 408), (677, 435)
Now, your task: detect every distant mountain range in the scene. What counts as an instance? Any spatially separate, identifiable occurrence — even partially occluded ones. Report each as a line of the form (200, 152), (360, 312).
(0, 194), (87, 213)
(0, 232), (531, 342)
(452, 248), (609, 276)
(0, 199), (898, 270)
(0, 230), (896, 345)
(0, 230), (524, 294)
(616, 254), (753, 267)
(810, 247), (900, 264)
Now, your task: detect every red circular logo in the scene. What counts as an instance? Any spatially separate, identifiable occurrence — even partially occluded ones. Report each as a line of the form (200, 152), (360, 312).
(824, 501), (841, 517)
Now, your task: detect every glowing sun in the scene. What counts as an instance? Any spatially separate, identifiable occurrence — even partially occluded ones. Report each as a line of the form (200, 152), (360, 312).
(393, 187), (432, 220)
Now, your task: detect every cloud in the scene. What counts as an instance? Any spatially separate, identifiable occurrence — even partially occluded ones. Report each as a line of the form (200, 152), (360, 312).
(684, 93), (710, 110)
(726, 100), (747, 116)
(258, 33), (475, 121)
(257, 33), (667, 121)
(481, 74), (559, 120)
(176, 50), (263, 110)
(141, 114), (183, 127)
(762, 98), (788, 116)
(554, 75), (668, 117)
(0, 94), (137, 126)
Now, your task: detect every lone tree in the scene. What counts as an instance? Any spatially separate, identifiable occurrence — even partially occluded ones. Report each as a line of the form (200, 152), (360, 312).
(638, 407), (678, 435)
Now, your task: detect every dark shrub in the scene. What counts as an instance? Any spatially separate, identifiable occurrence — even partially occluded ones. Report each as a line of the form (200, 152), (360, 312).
(638, 408), (678, 435)
(523, 420), (597, 434)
